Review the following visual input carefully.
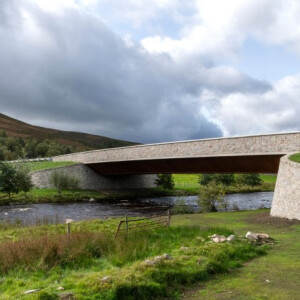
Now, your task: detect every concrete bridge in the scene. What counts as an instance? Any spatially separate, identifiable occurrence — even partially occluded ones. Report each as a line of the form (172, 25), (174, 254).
(31, 132), (300, 220)
(52, 132), (300, 174)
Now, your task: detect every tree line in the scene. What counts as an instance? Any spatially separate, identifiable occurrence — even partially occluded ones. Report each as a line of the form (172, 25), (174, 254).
(0, 130), (77, 161)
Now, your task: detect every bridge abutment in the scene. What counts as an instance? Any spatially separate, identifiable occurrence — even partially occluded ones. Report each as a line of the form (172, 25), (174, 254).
(271, 154), (300, 220)
(30, 164), (157, 190)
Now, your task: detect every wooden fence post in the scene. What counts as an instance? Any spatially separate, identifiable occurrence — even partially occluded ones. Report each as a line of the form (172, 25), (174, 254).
(125, 214), (129, 234)
(167, 209), (171, 227)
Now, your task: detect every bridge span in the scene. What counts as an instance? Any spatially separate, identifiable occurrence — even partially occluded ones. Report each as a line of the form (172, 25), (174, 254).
(29, 131), (300, 220)
(52, 132), (300, 174)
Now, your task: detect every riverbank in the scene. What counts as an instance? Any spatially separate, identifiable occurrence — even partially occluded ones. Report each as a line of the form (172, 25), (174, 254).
(0, 209), (298, 299)
(0, 181), (275, 206)
(0, 211), (270, 299)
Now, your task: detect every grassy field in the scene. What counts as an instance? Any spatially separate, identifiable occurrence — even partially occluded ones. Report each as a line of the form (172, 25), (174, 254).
(0, 188), (170, 206)
(173, 174), (276, 194)
(289, 153), (300, 163)
(0, 211), (274, 299)
(178, 211), (300, 300)
(0, 210), (298, 299)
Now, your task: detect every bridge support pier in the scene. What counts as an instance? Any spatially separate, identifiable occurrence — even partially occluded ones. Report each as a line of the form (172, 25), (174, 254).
(271, 154), (300, 220)
(30, 164), (157, 190)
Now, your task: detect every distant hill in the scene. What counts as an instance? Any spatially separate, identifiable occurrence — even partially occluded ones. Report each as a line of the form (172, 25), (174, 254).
(0, 113), (136, 151)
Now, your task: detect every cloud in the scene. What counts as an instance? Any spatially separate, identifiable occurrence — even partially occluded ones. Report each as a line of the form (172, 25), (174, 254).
(0, 0), (299, 144)
(209, 74), (300, 136)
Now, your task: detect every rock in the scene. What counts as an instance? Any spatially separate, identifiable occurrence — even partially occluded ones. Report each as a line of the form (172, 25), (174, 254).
(89, 198), (96, 202)
(257, 233), (270, 240)
(246, 232), (270, 241)
(59, 293), (75, 300)
(266, 279), (270, 283)
(212, 235), (227, 243)
(143, 259), (157, 266)
(101, 276), (112, 284)
(196, 236), (205, 242)
(24, 289), (40, 294)
(163, 253), (172, 260)
(246, 231), (258, 241)
(180, 246), (189, 251)
(154, 256), (163, 262)
(57, 287), (65, 291)
(226, 235), (235, 242)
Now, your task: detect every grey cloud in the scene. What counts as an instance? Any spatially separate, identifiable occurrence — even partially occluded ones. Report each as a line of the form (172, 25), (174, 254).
(0, 1), (270, 143)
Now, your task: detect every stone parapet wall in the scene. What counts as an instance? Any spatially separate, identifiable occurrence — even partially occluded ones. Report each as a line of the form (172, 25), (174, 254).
(52, 132), (300, 164)
(30, 164), (157, 190)
(271, 154), (300, 220)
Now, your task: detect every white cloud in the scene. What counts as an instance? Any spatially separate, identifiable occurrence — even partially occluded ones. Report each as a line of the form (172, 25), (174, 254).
(210, 74), (300, 136)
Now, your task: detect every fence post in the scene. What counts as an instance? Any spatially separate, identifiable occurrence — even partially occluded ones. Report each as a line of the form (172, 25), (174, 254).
(125, 214), (129, 234)
(167, 209), (171, 227)
(65, 219), (74, 238)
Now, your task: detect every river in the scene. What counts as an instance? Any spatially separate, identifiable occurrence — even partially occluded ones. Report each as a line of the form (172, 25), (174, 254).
(0, 192), (273, 226)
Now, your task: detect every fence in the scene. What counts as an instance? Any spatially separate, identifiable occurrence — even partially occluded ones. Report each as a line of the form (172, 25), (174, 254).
(114, 210), (171, 238)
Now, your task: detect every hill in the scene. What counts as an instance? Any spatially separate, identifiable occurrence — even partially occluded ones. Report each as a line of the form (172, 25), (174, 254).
(0, 113), (136, 152)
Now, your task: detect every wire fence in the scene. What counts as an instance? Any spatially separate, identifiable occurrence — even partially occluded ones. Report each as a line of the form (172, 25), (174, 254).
(114, 210), (171, 238)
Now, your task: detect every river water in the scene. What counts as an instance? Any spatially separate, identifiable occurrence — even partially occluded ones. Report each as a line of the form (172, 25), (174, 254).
(0, 192), (273, 226)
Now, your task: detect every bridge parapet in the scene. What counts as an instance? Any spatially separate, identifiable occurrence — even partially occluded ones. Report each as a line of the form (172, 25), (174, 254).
(52, 132), (300, 164)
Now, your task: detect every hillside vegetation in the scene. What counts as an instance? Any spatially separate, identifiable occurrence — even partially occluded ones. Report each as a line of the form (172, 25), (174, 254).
(290, 153), (300, 163)
(0, 113), (136, 160)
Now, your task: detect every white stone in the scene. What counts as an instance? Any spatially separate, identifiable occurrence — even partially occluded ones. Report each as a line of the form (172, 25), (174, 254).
(101, 276), (111, 283)
(212, 235), (227, 243)
(143, 259), (157, 266)
(257, 233), (270, 239)
(163, 253), (172, 260)
(89, 198), (96, 202)
(57, 287), (65, 291)
(24, 289), (40, 294)
(246, 232), (258, 241)
(226, 235), (235, 242)
(180, 246), (189, 250)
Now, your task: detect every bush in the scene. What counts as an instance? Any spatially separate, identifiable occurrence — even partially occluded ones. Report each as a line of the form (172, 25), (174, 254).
(50, 171), (80, 195)
(198, 184), (227, 212)
(155, 174), (174, 191)
(199, 174), (235, 186)
(236, 174), (262, 186)
(171, 198), (195, 215)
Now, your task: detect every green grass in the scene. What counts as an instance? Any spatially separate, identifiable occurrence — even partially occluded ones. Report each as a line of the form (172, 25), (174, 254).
(0, 210), (298, 299)
(289, 153), (300, 163)
(13, 161), (76, 172)
(177, 211), (300, 300)
(0, 216), (268, 299)
(173, 174), (276, 194)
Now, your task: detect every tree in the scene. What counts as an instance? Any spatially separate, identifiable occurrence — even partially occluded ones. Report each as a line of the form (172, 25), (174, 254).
(214, 174), (235, 186)
(237, 174), (262, 186)
(0, 163), (19, 199)
(198, 174), (214, 186)
(155, 174), (174, 191)
(198, 184), (226, 212)
(15, 164), (33, 197)
(50, 171), (80, 195)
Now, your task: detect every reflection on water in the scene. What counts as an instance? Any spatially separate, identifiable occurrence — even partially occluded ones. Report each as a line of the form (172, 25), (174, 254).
(0, 192), (273, 226)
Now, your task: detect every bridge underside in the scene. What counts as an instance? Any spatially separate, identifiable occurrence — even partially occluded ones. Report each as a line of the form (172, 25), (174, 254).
(86, 154), (284, 175)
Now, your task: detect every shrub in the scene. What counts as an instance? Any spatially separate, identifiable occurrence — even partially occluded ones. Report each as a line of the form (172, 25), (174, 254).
(237, 174), (262, 186)
(50, 171), (80, 195)
(155, 174), (174, 191)
(198, 184), (226, 212)
(199, 174), (235, 186)
(171, 198), (195, 215)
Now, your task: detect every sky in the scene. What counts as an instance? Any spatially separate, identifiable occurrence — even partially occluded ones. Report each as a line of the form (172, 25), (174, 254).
(1, 0), (300, 143)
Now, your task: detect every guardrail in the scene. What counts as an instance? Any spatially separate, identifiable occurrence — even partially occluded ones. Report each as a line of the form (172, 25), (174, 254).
(6, 158), (53, 163)
(114, 210), (171, 238)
